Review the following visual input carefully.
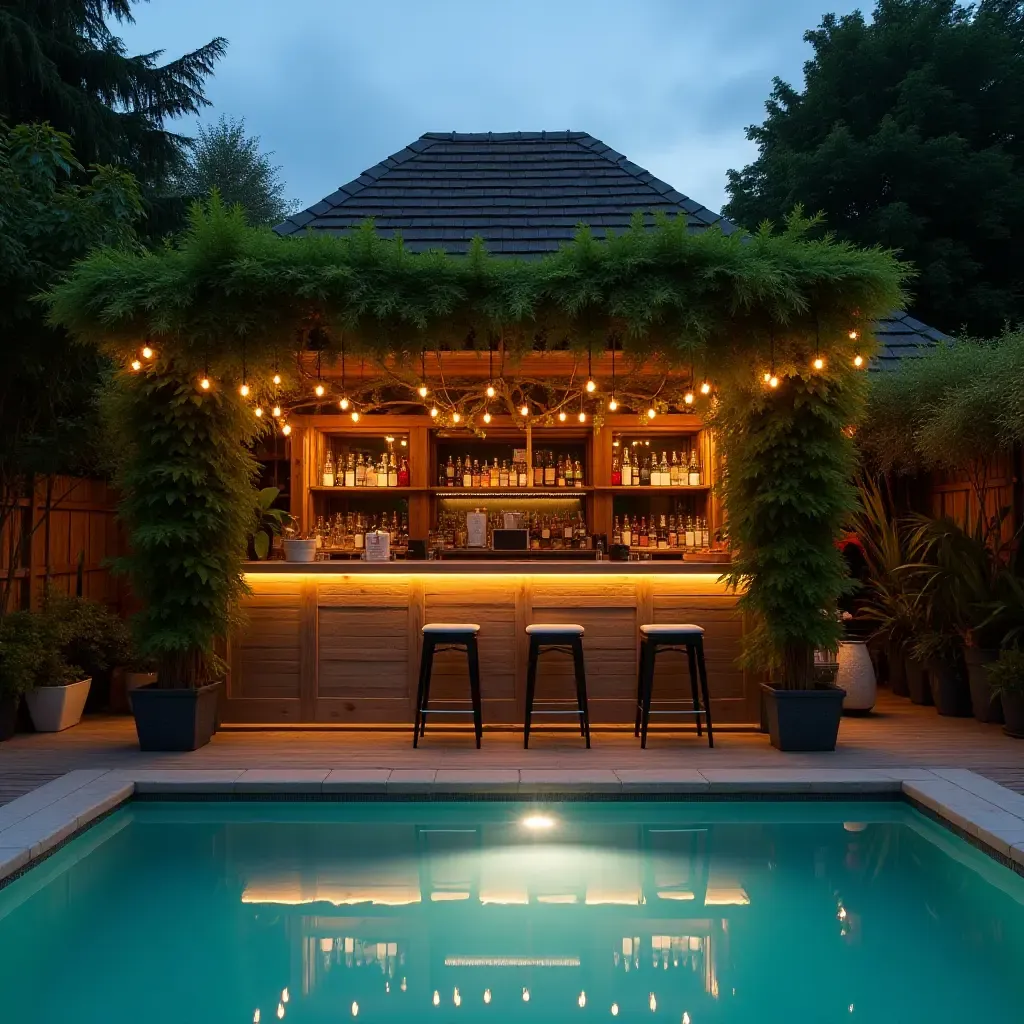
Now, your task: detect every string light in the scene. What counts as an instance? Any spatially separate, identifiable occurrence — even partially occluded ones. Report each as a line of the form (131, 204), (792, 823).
(273, 373), (282, 386)
(255, 407), (263, 418)
(853, 354), (864, 368)
(769, 375), (779, 388)
(282, 423), (292, 436)
(559, 410), (567, 422)
(520, 404), (529, 417)
(339, 397), (350, 410)
(130, 359), (142, 371)
(813, 357), (825, 370)
(763, 371), (771, 383)
(272, 405), (281, 418)
(240, 383), (250, 397)
(684, 391), (694, 405)
(813, 318), (824, 371)
(199, 377), (211, 390)
(578, 410), (587, 423)
(452, 411), (461, 423)
(314, 383), (325, 397)
(418, 383), (429, 398)
(486, 384), (496, 398)
(585, 341), (596, 392)
(141, 345), (153, 359)
(608, 397), (618, 411)
(849, 329), (859, 340)
(483, 411), (492, 424)
(351, 410), (360, 422)
(585, 378), (596, 393)
(430, 405), (439, 418)
(700, 381), (711, 395)
(647, 407), (656, 420)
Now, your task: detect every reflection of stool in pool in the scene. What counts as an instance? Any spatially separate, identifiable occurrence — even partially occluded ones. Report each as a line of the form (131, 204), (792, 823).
(641, 825), (709, 907)
(416, 825), (482, 904)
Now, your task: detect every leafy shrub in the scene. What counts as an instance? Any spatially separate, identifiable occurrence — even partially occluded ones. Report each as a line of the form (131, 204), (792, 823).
(987, 648), (1024, 696)
(46, 593), (131, 681)
(0, 611), (81, 696)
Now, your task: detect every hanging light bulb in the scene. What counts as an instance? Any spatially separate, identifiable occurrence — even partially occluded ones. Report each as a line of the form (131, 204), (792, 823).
(486, 384), (496, 398)
(585, 378), (597, 393)
(273, 373), (282, 386)
(130, 359), (142, 371)
(240, 383), (250, 397)
(647, 407), (656, 420)
(199, 377), (211, 391)
(700, 381), (711, 395)
(520, 404), (529, 417)
(452, 411), (461, 423)
(578, 410), (587, 423)
(578, 992), (587, 1008)
(430, 405), (439, 418)
(141, 346), (154, 359)
(853, 354), (864, 368)
(608, 397), (618, 411)
(849, 329), (859, 340)
(282, 423), (292, 436)
(769, 375), (779, 388)
(813, 356), (825, 371)
(339, 397), (350, 410)
(418, 383), (429, 398)
(272, 405), (281, 418)
(762, 371), (771, 383)
(255, 406), (264, 418)
(684, 391), (694, 405)
(483, 411), (492, 424)
(351, 410), (360, 422)
(559, 410), (567, 422)
(314, 383), (325, 397)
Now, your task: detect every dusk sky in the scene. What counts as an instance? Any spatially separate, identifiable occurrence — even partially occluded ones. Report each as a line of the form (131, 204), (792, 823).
(120, 0), (863, 216)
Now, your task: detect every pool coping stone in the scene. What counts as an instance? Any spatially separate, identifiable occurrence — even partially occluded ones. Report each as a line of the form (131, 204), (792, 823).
(4, 766), (1024, 885)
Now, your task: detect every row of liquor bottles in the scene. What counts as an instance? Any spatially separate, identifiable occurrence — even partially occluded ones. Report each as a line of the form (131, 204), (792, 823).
(321, 451), (410, 488)
(612, 448), (702, 487)
(312, 512), (409, 552)
(439, 451), (585, 489)
(613, 514), (711, 550)
(431, 510), (593, 550)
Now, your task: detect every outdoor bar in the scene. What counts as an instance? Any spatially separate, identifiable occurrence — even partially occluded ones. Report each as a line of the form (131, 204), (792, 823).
(228, 353), (751, 726)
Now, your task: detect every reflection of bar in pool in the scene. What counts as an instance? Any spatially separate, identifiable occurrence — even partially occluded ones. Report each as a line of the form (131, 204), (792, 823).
(443, 957), (580, 967)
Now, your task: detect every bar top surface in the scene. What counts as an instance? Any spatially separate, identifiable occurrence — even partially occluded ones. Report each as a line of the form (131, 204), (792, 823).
(244, 560), (729, 575)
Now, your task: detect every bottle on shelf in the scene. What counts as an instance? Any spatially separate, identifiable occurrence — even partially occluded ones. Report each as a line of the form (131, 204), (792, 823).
(388, 453), (398, 488)
(700, 515), (710, 549)
(574, 459), (584, 488)
(446, 455), (456, 487)
(688, 447), (702, 486)
(462, 457), (473, 488)
(660, 452), (670, 487)
(670, 451), (681, 486)
(621, 447), (632, 486)
(322, 451), (335, 488)
(612, 515), (622, 545)
(685, 516), (696, 549)
(544, 451), (556, 487)
(344, 454), (356, 487)
(621, 515), (632, 547)
(611, 453), (622, 486)
(471, 458), (481, 488)
(650, 453), (662, 487)
(398, 456), (410, 488)
(668, 516), (678, 548)
(639, 455), (651, 486)
(533, 451), (544, 487)
(638, 516), (649, 548)
(518, 457), (529, 488)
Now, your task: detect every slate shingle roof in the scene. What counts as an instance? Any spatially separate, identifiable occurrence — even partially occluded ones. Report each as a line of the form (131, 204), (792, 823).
(276, 130), (945, 359)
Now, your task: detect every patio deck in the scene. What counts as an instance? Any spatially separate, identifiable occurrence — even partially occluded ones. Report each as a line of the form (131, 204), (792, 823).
(2, 692), (1023, 805)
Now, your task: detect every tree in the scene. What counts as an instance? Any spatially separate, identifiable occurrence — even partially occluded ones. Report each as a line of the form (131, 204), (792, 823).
(0, 1), (225, 228)
(724, 0), (1024, 337)
(0, 122), (142, 613)
(169, 116), (296, 226)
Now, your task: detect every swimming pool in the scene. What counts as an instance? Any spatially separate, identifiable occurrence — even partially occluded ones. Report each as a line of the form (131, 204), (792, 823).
(0, 800), (1021, 1022)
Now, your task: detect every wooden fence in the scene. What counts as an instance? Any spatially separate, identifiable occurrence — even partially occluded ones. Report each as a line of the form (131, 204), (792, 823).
(0, 476), (123, 613)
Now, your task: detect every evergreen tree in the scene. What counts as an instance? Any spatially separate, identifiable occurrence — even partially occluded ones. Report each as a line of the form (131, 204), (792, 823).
(0, 1), (226, 188)
(169, 115), (296, 226)
(724, 0), (1024, 336)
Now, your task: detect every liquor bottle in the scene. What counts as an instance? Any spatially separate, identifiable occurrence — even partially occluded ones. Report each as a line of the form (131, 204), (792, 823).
(446, 455), (456, 487)
(639, 455), (651, 486)
(700, 516), (710, 549)
(688, 448), (701, 486)
(518, 458), (529, 488)
(576, 512), (589, 548)
(388, 453), (398, 488)
(574, 459), (584, 488)
(544, 451), (556, 487)
(557, 455), (567, 488)
(611, 454), (622, 486)
(480, 457), (490, 488)
(670, 451), (681, 486)
(533, 451), (544, 487)
(400, 513), (409, 548)
(648, 518), (658, 548)
(530, 513), (541, 549)
(492, 458), (501, 486)
(322, 450), (335, 488)
(355, 453), (366, 487)
(540, 515), (551, 546)
(685, 516), (696, 549)
(398, 456), (410, 488)
(463, 457), (473, 489)
(621, 448), (632, 486)
(472, 459), (481, 488)
(499, 460), (509, 488)
(562, 515), (573, 543)
(621, 515), (632, 547)
(660, 452), (670, 487)
(354, 514), (365, 550)
(668, 515), (678, 548)
(638, 516), (649, 547)
(564, 456), (573, 487)
(344, 454), (356, 488)
(612, 516), (622, 544)
(365, 455), (376, 487)
(650, 453), (661, 487)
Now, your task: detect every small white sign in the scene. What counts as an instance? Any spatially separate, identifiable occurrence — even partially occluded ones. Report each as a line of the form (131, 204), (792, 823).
(364, 531), (391, 562)
(466, 511), (488, 548)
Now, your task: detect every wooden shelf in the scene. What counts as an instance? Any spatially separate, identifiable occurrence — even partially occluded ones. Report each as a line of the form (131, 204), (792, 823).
(433, 487), (592, 497)
(309, 486), (424, 494)
(596, 485), (711, 493)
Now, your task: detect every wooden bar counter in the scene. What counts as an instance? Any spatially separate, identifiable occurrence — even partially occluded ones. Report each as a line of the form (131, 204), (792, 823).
(226, 561), (754, 727)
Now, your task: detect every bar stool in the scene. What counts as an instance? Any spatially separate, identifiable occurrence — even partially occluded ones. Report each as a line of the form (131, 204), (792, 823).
(523, 623), (590, 748)
(413, 623), (482, 748)
(635, 624), (714, 748)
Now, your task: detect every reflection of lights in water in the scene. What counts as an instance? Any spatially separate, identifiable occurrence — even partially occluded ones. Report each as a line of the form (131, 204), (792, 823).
(837, 906), (848, 921)
(254, 1012), (260, 1023)
(386, 983), (390, 995)
(276, 1004), (284, 1020)
(433, 991), (440, 1006)
(401, 978), (407, 992)
(522, 988), (531, 1002)
(320, 938), (334, 953)
(454, 988), (462, 1008)
(579, 992), (587, 1008)
(649, 993), (657, 1012)
(849, 1005), (855, 1013)
(611, 1004), (619, 1016)
(522, 814), (554, 830)
(843, 822), (867, 833)
(484, 990), (492, 1005)
(281, 989), (289, 1004)
(351, 1002), (359, 1017)
(683, 1014), (691, 1024)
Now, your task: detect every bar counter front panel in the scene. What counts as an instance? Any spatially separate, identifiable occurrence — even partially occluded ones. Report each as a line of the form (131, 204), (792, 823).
(227, 562), (754, 727)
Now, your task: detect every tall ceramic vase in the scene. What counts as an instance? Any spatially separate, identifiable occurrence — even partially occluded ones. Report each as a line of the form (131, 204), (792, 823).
(837, 641), (876, 713)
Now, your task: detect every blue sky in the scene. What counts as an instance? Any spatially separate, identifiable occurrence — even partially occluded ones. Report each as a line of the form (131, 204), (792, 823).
(120, 0), (862, 215)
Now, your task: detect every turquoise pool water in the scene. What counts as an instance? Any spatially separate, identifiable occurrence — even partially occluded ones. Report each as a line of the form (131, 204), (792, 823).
(0, 800), (1022, 1023)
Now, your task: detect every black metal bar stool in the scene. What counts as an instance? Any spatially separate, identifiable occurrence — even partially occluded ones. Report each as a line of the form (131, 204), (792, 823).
(523, 623), (590, 748)
(635, 623), (714, 748)
(413, 623), (482, 748)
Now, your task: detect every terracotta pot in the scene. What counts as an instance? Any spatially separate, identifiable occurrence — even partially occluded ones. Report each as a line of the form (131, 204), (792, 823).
(905, 656), (932, 706)
(964, 648), (1003, 724)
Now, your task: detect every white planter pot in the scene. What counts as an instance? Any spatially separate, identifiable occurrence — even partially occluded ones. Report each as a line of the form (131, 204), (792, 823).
(283, 538), (317, 563)
(837, 641), (876, 713)
(26, 677), (92, 732)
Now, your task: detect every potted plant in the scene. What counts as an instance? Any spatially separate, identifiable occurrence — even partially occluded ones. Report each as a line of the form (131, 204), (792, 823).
(987, 648), (1024, 738)
(0, 612), (55, 739)
(108, 368), (263, 751)
(250, 486), (291, 559)
(912, 631), (970, 717)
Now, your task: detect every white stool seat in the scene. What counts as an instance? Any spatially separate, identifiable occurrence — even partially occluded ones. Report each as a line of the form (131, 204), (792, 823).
(422, 622), (480, 634)
(526, 623), (585, 636)
(640, 623), (704, 636)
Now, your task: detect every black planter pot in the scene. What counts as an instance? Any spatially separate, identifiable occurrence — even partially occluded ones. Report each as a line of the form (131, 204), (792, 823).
(761, 684), (847, 752)
(927, 656), (972, 717)
(964, 648), (1003, 724)
(129, 681), (222, 752)
(887, 642), (908, 697)
(905, 657), (932, 706)
(0, 695), (18, 741)
(1002, 691), (1024, 738)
